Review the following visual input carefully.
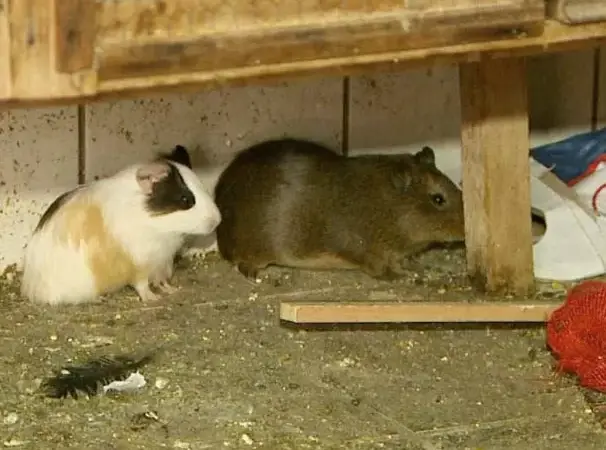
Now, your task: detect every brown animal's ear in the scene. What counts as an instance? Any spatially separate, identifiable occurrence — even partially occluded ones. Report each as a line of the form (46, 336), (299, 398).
(391, 167), (413, 193)
(415, 146), (436, 167)
(136, 162), (170, 195)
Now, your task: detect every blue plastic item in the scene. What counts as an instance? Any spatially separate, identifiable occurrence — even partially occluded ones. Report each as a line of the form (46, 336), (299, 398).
(531, 127), (606, 184)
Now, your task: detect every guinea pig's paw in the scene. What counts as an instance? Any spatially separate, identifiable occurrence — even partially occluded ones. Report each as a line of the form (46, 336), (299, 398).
(155, 280), (179, 295)
(234, 263), (263, 283)
(134, 282), (160, 302)
(181, 245), (217, 260)
(361, 257), (396, 281)
(371, 271), (399, 282)
(390, 254), (425, 278)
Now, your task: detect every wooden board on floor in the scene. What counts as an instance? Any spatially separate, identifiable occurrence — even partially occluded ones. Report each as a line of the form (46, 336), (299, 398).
(459, 57), (535, 296)
(280, 301), (561, 324)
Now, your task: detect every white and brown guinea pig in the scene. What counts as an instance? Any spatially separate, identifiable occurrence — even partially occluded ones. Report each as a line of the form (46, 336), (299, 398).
(20, 146), (221, 305)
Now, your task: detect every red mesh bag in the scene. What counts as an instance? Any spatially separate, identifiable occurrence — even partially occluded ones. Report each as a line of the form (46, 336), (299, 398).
(547, 280), (606, 391)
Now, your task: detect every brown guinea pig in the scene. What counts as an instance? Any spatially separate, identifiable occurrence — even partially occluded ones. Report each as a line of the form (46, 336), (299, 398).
(214, 138), (465, 280)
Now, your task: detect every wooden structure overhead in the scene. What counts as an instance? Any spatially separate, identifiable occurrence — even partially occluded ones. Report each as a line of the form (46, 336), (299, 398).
(0, 0), (605, 323)
(0, 0), (605, 107)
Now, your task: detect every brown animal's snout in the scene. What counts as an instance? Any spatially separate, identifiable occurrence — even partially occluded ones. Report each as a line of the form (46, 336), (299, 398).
(422, 172), (466, 242)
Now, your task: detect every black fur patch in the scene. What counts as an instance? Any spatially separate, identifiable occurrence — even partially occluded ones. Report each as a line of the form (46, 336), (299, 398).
(35, 188), (79, 233)
(145, 163), (196, 215)
(160, 145), (192, 169)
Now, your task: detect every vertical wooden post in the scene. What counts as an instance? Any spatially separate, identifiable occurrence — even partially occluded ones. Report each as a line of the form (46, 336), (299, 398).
(459, 57), (534, 296)
(0, 0), (10, 99)
(54, 0), (96, 73)
(5, 0), (95, 100)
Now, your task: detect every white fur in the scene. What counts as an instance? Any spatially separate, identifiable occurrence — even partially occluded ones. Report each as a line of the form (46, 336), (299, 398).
(21, 161), (221, 305)
(181, 162), (230, 259)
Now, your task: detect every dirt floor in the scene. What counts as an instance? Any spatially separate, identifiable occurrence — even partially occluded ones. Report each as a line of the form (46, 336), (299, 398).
(1, 246), (605, 450)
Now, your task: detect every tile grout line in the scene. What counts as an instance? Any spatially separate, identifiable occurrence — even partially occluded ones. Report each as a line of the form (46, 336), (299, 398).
(416, 412), (575, 438)
(341, 76), (350, 157)
(77, 104), (86, 184)
(591, 48), (601, 131)
(300, 369), (442, 450)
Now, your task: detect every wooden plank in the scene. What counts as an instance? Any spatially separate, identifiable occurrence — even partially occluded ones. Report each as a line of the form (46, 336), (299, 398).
(7, 0), (92, 99)
(96, 0), (544, 42)
(94, 20), (606, 106)
(0, 0), (10, 99)
(280, 301), (561, 323)
(459, 57), (534, 295)
(53, 0), (97, 73)
(1, 20), (606, 109)
(97, 10), (545, 82)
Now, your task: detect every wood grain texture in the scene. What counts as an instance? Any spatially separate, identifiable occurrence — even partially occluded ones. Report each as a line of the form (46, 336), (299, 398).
(54, 0), (97, 73)
(459, 57), (534, 296)
(0, 0), (10, 99)
(7, 0), (92, 100)
(97, 23), (543, 83)
(97, 0), (540, 41)
(96, 1), (545, 82)
(280, 301), (560, 323)
(0, 19), (605, 108)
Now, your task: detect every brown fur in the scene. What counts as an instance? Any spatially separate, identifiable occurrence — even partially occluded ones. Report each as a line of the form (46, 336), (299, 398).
(57, 199), (141, 294)
(214, 139), (465, 280)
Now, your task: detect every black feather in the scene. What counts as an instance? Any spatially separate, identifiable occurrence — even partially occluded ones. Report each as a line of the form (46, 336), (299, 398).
(40, 352), (155, 399)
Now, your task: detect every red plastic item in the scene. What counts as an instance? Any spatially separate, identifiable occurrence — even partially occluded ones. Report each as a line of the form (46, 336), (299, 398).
(547, 281), (606, 391)
(568, 154), (606, 186)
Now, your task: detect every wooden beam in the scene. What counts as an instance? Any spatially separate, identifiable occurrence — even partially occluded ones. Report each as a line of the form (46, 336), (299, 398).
(94, 19), (605, 97)
(0, 0), (10, 100)
(459, 57), (534, 296)
(280, 301), (560, 323)
(53, 0), (97, 73)
(97, 17), (545, 83)
(7, 0), (88, 100)
(1, 20), (606, 109)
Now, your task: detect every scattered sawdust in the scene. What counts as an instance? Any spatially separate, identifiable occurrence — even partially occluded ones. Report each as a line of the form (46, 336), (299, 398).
(0, 247), (602, 449)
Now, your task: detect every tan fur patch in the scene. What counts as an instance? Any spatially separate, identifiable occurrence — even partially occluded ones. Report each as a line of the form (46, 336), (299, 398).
(57, 200), (139, 294)
(283, 252), (358, 270)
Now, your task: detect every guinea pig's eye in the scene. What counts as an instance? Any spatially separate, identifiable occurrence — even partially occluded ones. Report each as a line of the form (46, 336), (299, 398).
(181, 195), (193, 207)
(431, 193), (446, 206)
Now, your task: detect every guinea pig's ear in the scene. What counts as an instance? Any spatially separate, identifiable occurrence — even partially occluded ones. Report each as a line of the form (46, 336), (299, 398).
(391, 167), (413, 193)
(160, 145), (192, 169)
(136, 162), (170, 195)
(415, 146), (436, 167)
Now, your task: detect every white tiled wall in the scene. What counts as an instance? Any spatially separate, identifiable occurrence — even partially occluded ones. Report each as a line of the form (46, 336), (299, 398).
(527, 50), (597, 143)
(0, 107), (78, 270)
(84, 78), (344, 181)
(348, 51), (597, 161)
(598, 48), (606, 128)
(348, 65), (460, 157)
(0, 52), (601, 272)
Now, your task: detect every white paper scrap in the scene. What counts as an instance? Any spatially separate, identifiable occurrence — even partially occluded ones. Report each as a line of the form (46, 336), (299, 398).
(102, 372), (146, 394)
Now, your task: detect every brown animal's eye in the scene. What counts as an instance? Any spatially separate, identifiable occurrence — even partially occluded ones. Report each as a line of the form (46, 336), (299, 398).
(431, 193), (445, 206)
